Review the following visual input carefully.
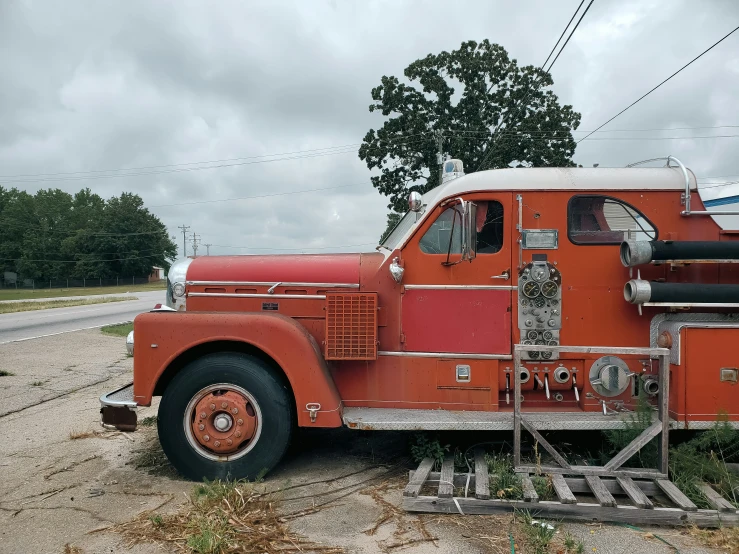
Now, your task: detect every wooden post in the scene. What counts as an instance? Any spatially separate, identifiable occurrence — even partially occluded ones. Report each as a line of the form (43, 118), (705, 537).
(513, 347), (522, 467)
(658, 351), (670, 476)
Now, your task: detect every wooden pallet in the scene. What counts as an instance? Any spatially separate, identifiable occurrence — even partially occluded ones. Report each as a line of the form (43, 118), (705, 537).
(402, 451), (739, 527)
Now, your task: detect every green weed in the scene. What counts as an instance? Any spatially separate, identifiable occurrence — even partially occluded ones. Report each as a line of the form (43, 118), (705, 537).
(516, 509), (557, 554)
(563, 531), (585, 554)
(410, 434), (449, 469)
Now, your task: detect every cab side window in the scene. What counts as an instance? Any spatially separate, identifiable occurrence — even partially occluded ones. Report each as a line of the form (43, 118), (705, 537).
(568, 195), (657, 244)
(419, 200), (504, 254)
(475, 200), (504, 254)
(419, 206), (462, 254)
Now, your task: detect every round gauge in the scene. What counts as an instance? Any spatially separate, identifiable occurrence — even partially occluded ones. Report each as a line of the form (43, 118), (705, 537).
(528, 350), (540, 359)
(531, 265), (548, 282)
(535, 339), (545, 346)
(527, 330), (538, 340)
(541, 280), (559, 299)
(533, 296), (546, 308)
(543, 331), (553, 341)
(547, 340), (558, 346)
(520, 298), (530, 307)
(522, 339), (533, 345)
(541, 351), (553, 360)
(550, 299), (559, 306)
(522, 281), (541, 298)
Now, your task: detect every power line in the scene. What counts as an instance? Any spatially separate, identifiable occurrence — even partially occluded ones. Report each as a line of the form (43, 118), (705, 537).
(544, 0), (594, 72)
(0, 147), (361, 184)
(451, 132), (739, 141)
(578, 25), (739, 143)
(449, 125), (739, 135)
(0, 135), (426, 182)
(541, 0), (586, 69)
(149, 183), (365, 208)
(476, 0), (595, 171)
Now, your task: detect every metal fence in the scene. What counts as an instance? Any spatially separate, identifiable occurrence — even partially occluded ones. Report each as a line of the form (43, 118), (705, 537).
(1, 276), (154, 290)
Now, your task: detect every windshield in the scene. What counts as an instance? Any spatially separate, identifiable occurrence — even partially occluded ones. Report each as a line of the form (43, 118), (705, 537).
(380, 211), (417, 250)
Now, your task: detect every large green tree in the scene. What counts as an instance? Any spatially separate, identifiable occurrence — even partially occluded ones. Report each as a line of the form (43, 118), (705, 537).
(0, 188), (177, 281)
(359, 40), (581, 237)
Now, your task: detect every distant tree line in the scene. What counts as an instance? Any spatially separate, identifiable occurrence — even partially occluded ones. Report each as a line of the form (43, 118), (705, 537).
(0, 187), (177, 280)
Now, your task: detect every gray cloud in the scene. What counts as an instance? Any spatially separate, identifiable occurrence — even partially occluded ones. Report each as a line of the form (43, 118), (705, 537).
(1, 0), (738, 257)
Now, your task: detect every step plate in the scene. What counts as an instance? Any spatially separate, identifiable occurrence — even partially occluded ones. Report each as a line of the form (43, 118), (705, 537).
(343, 407), (684, 431)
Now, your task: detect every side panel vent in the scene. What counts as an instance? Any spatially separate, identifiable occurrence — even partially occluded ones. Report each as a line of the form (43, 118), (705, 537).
(325, 293), (378, 360)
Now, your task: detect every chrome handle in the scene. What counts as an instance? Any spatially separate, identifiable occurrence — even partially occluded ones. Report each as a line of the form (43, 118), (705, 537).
(491, 270), (510, 280)
(544, 374), (550, 400)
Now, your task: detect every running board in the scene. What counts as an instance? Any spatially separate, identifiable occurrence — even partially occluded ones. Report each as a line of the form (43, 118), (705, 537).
(342, 407), (687, 431)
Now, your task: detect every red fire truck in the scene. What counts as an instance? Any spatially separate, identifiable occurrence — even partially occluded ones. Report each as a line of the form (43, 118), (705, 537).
(101, 156), (739, 481)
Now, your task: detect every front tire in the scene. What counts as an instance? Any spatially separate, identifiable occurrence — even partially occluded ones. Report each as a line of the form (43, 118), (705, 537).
(158, 352), (293, 481)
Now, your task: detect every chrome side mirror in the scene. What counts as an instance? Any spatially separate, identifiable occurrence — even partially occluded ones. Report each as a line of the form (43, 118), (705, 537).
(408, 191), (423, 212)
(389, 257), (404, 283)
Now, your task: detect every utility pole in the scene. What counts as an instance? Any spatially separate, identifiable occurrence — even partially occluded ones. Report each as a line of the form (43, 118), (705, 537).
(435, 130), (444, 186)
(191, 233), (201, 258)
(178, 225), (190, 258)
(204, 244), (212, 256)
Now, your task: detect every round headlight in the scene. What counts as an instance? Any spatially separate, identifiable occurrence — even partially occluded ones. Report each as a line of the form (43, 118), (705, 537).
(173, 282), (186, 297)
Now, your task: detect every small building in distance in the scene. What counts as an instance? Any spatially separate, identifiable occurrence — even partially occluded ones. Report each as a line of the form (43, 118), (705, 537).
(149, 266), (165, 282)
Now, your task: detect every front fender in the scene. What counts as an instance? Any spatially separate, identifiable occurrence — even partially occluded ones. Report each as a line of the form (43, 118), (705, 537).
(132, 311), (342, 427)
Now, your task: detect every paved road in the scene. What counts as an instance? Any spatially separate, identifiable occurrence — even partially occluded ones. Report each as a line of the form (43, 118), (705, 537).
(0, 290), (165, 344)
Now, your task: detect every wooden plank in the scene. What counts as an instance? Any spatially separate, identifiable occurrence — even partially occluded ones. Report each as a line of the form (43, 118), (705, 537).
(402, 496), (739, 527)
(657, 353), (670, 476)
(513, 352), (522, 467)
(474, 448), (490, 500)
(604, 421), (662, 471)
(696, 482), (736, 513)
(655, 479), (698, 511)
(520, 474), (539, 503)
(411, 471), (660, 496)
(438, 455), (454, 499)
(617, 476), (653, 509)
(585, 475), (617, 507)
(516, 464), (666, 480)
(551, 473), (576, 504)
(404, 458), (434, 498)
(520, 418), (571, 469)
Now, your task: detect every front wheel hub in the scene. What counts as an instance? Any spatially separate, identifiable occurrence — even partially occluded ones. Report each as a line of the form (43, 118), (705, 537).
(189, 389), (257, 455)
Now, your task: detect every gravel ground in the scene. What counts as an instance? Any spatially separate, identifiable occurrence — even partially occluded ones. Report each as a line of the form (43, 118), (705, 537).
(0, 330), (726, 554)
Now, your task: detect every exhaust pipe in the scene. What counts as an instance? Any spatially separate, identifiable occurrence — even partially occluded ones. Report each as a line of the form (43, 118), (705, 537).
(624, 279), (739, 304)
(621, 239), (739, 267)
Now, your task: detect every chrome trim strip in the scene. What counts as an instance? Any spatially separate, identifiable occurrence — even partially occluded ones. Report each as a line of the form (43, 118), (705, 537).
(189, 292), (326, 300)
(187, 280), (359, 289)
(403, 284), (517, 290)
(378, 351), (512, 360)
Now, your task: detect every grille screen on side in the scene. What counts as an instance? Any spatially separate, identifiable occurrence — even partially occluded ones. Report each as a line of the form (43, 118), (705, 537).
(325, 293), (378, 360)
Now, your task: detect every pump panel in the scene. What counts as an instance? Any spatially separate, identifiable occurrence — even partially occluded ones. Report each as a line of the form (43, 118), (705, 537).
(518, 261), (562, 360)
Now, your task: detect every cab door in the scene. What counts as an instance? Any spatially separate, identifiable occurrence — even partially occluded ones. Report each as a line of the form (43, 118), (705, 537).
(400, 193), (513, 355)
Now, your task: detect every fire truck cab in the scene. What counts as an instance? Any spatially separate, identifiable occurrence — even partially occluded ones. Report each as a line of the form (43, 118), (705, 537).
(101, 156), (739, 481)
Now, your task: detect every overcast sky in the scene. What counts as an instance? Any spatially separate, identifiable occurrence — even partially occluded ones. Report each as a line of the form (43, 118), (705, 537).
(1, 0), (738, 258)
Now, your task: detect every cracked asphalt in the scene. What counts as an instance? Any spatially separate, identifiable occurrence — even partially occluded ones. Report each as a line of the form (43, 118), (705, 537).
(0, 330), (725, 554)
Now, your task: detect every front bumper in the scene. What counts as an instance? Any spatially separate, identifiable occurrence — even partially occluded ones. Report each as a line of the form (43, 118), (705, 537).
(100, 382), (138, 431)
